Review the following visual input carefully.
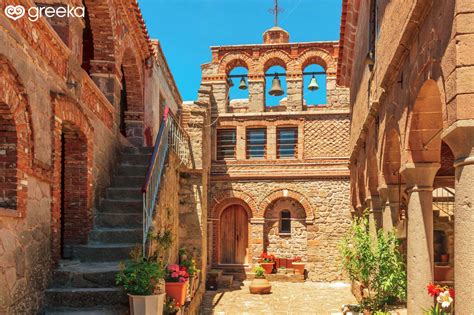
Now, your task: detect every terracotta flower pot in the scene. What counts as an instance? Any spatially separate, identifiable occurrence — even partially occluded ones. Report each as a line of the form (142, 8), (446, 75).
(260, 262), (274, 274)
(292, 262), (305, 275)
(286, 258), (294, 268)
(128, 293), (165, 315)
(249, 278), (272, 294)
(165, 281), (188, 307)
(441, 254), (449, 263)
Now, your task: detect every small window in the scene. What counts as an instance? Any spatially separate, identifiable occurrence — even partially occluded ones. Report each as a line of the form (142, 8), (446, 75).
(217, 129), (236, 160)
(277, 127), (298, 159)
(246, 128), (266, 159)
(280, 210), (291, 234)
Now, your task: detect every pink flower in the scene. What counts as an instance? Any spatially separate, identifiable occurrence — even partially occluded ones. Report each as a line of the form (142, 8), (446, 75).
(171, 272), (179, 278)
(168, 264), (179, 272)
(179, 277), (186, 282)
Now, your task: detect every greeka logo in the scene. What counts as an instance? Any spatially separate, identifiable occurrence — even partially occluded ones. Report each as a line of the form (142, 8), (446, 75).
(4, 4), (84, 22)
(4, 5), (25, 21)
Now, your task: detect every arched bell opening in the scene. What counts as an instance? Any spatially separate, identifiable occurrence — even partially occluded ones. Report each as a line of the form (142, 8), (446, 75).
(265, 65), (287, 107)
(303, 64), (326, 106)
(227, 66), (249, 109)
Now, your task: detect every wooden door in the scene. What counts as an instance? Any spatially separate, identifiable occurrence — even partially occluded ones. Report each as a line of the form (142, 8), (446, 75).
(220, 205), (248, 264)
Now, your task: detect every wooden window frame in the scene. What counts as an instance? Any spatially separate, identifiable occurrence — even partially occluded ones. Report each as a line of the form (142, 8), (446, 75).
(216, 128), (237, 160)
(279, 210), (291, 234)
(246, 128), (267, 159)
(277, 127), (298, 159)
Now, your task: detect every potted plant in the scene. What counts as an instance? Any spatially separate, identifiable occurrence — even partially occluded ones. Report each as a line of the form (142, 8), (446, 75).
(179, 248), (200, 297)
(165, 264), (189, 307)
(164, 296), (180, 315)
(440, 254), (449, 263)
(116, 247), (166, 315)
(249, 265), (272, 294)
(291, 256), (306, 275)
(259, 252), (275, 274)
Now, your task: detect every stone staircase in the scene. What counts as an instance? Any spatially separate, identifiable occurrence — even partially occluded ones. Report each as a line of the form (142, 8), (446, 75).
(42, 147), (153, 314)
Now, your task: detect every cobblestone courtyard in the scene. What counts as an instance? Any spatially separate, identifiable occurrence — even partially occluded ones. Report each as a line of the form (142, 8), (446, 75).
(201, 281), (357, 315)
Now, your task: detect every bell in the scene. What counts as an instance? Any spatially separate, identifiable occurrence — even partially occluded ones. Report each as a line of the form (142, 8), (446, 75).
(268, 75), (284, 96)
(238, 77), (247, 90)
(307, 75), (319, 91)
(227, 77), (234, 87)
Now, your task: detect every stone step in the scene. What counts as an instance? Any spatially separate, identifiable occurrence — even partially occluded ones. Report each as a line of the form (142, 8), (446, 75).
(112, 175), (145, 188)
(99, 199), (142, 213)
(42, 306), (128, 315)
(51, 261), (120, 288)
(89, 228), (142, 244)
(106, 188), (142, 200)
(121, 146), (154, 155)
(217, 275), (234, 289)
(117, 165), (148, 177)
(95, 212), (142, 228)
(44, 287), (127, 308)
(73, 244), (137, 262)
(120, 153), (151, 166)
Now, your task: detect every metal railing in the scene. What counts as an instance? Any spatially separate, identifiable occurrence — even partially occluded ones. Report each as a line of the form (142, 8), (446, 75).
(433, 187), (455, 219)
(141, 107), (191, 255)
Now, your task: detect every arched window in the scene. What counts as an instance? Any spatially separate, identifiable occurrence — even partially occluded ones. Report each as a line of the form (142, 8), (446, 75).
(266, 65), (287, 107)
(81, 6), (94, 74)
(303, 64), (326, 106)
(280, 210), (291, 234)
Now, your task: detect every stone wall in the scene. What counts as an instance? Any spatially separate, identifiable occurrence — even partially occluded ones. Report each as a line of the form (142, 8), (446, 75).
(209, 178), (352, 282)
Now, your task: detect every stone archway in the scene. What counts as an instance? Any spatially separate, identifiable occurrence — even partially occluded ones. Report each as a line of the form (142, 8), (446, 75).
(0, 55), (33, 218)
(51, 96), (94, 261)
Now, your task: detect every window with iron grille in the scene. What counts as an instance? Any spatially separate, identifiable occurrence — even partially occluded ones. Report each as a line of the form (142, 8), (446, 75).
(277, 127), (298, 159)
(216, 129), (236, 160)
(280, 210), (291, 234)
(246, 128), (266, 159)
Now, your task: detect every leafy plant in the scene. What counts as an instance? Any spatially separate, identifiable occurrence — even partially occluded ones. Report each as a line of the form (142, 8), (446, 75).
(115, 247), (166, 295)
(339, 211), (406, 312)
(179, 247), (199, 277)
(424, 283), (454, 314)
(254, 265), (265, 278)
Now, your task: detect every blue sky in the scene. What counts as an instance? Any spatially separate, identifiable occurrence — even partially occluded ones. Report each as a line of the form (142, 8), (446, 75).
(138, 0), (343, 103)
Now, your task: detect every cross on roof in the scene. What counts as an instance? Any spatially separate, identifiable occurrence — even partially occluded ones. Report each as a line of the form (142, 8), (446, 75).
(268, 0), (284, 27)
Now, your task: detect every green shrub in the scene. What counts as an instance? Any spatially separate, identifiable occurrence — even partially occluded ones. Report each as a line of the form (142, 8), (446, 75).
(116, 248), (166, 295)
(340, 212), (406, 311)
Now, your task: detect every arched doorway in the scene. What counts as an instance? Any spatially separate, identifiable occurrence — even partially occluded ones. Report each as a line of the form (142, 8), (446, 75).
(220, 205), (249, 264)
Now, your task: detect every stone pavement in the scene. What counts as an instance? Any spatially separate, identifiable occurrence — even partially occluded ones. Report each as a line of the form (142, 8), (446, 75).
(201, 281), (357, 315)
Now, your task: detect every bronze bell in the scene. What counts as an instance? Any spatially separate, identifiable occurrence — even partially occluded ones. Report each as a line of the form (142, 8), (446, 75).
(238, 77), (247, 90)
(227, 77), (234, 87)
(268, 74), (284, 96)
(308, 75), (319, 91)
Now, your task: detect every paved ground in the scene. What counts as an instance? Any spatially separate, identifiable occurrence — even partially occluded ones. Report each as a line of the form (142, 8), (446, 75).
(200, 281), (357, 315)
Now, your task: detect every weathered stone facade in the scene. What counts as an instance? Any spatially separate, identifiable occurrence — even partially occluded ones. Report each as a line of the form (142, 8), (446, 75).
(196, 27), (352, 282)
(0, 0), (181, 312)
(339, 0), (474, 312)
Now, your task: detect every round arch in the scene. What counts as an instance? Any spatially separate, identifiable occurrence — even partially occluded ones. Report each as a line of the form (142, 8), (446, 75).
(258, 50), (293, 73)
(258, 189), (313, 221)
(297, 48), (335, 73)
(210, 189), (257, 219)
(0, 55), (33, 217)
(218, 53), (254, 75)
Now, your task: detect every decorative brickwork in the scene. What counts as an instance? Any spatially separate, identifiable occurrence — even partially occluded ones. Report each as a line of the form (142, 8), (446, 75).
(304, 115), (351, 158)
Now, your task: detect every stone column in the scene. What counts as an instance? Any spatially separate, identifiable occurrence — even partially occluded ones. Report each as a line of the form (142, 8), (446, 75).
(400, 163), (440, 313)
(442, 120), (474, 312)
(366, 196), (383, 238)
(286, 75), (303, 111)
(248, 79), (265, 112)
(378, 184), (404, 232)
(250, 218), (265, 265)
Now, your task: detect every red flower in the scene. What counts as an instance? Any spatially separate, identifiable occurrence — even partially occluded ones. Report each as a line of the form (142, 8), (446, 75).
(427, 283), (441, 297)
(449, 288), (455, 299)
